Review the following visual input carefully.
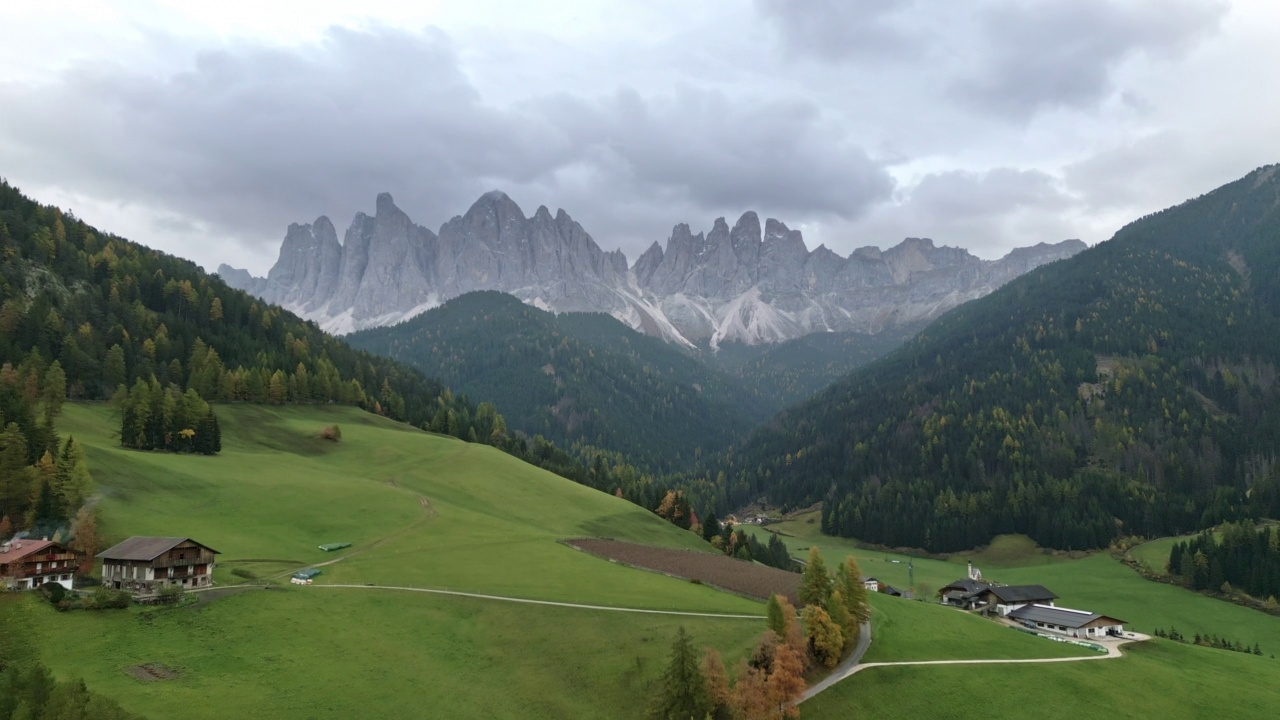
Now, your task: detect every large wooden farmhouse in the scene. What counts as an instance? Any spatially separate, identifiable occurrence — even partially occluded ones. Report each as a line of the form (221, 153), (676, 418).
(938, 579), (1057, 615)
(98, 537), (219, 596)
(0, 538), (81, 591)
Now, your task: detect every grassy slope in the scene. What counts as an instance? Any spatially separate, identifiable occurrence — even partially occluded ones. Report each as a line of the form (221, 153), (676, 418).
(769, 518), (1280, 718)
(863, 593), (1092, 663)
(805, 640), (1279, 719)
(1127, 535), (1189, 572)
(748, 514), (1280, 653)
(18, 403), (765, 720)
(60, 403), (750, 609)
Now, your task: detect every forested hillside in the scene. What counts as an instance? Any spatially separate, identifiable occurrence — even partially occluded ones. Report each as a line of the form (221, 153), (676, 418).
(710, 324), (923, 412)
(0, 179), (493, 436)
(689, 164), (1280, 552)
(347, 292), (770, 471)
(0, 180), (679, 522)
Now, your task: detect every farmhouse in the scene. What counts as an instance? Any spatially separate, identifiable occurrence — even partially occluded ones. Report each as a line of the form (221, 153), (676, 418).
(979, 584), (1058, 616)
(98, 537), (219, 596)
(939, 579), (1058, 615)
(0, 538), (81, 591)
(863, 577), (880, 592)
(939, 578), (991, 609)
(1008, 604), (1126, 639)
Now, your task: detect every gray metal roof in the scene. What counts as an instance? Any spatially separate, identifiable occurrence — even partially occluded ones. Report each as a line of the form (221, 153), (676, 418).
(987, 584), (1058, 603)
(941, 578), (990, 596)
(97, 536), (219, 561)
(1008, 604), (1125, 629)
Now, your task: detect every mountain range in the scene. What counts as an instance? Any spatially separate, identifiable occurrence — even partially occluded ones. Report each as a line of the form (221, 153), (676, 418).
(220, 192), (1085, 346)
(702, 163), (1280, 552)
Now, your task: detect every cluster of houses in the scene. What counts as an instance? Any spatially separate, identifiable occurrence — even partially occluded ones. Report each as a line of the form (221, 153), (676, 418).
(862, 576), (910, 598)
(0, 535), (219, 598)
(938, 567), (1126, 640)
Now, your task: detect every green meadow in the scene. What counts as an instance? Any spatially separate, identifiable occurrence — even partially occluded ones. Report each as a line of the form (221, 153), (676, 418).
(748, 513), (1280, 657)
(762, 517), (1280, 719)
(8, 404), (765, 720)
(804, 639), (1280, 719)
(862, 593), (1092, 663)
(14, 404), (1280, 719)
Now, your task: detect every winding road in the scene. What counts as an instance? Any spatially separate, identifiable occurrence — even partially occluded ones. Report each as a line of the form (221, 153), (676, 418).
(800, 621), (1142, 704)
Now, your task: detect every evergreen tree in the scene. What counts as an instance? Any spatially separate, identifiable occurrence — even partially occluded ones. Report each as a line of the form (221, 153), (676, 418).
(765, 594), (787, 638)
(826, 590), (856, 648)
(835, 556), (871, 623)
(647, 627), (711, 720)
(799, 546), (832, 607)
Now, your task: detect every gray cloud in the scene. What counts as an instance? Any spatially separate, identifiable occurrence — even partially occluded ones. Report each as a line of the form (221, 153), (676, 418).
(757, 0), (1227, 119)
(0, 24), (894, 268)
(843, 167), (1080, 258)
(957, 0), (1229, 118)
(753, 0), (921, 61)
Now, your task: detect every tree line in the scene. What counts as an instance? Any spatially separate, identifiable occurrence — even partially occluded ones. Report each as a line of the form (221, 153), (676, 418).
(0, 356), (93, 547)
(1167, 521), (1280, 602)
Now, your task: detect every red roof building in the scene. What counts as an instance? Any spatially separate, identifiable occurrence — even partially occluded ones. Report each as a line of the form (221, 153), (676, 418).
(0, 538), (81, 591)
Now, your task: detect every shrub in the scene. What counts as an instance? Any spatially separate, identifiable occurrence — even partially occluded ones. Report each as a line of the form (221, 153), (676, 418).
(88, 586), (131, 610)
(320, 424), (342, 442)
(157, 583), (185, 604)
(42, 581), (67, 604)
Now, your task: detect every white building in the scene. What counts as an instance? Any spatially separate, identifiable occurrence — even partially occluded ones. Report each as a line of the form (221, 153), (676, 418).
(1008, 604), (1126, 639)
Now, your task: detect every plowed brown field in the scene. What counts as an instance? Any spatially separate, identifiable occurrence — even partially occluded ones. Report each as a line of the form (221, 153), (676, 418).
(567, 538), (799, 604)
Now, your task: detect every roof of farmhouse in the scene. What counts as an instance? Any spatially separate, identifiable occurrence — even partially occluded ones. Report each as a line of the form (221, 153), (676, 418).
(1008, 604), (1126, 629)
(97, 537), (220, 561)
(986, 584), (1058, 603)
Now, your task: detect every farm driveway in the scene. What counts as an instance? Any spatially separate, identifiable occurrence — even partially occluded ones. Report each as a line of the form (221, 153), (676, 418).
(801, 628), (1144, 704)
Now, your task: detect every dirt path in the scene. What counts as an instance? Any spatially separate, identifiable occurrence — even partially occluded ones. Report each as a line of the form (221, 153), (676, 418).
(312, 583), (767, 619)
(258, 484), (437, 582)
(801, 627), (1140, 704)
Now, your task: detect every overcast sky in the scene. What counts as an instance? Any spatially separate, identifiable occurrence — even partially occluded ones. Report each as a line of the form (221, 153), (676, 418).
(1, 0), (1276, 275)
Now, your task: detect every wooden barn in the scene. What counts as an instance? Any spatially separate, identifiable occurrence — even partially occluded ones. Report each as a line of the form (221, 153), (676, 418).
(0, 538), (81, 591)
(98, 537), (219, 596)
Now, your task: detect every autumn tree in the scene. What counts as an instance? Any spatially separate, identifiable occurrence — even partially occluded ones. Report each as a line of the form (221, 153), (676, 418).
(802, 605), (845, 668)
(799, 546), (832, 607)
(701, 648), (731, 720)
(68, 507), (99, 574)
(826, 590), (856, 649)
(730, 631), (806, 720)
(648, 626), (710, 720)
(834, 555), (871, 623)
(767, 638), (806, 716)
(728, 662), (772, 720)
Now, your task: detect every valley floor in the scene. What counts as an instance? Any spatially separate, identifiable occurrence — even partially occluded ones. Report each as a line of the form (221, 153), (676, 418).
(8, 404), (1279, 719)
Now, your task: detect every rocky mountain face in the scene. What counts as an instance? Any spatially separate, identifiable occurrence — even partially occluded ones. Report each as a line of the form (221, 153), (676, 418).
(221, 192), (1085, 344)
